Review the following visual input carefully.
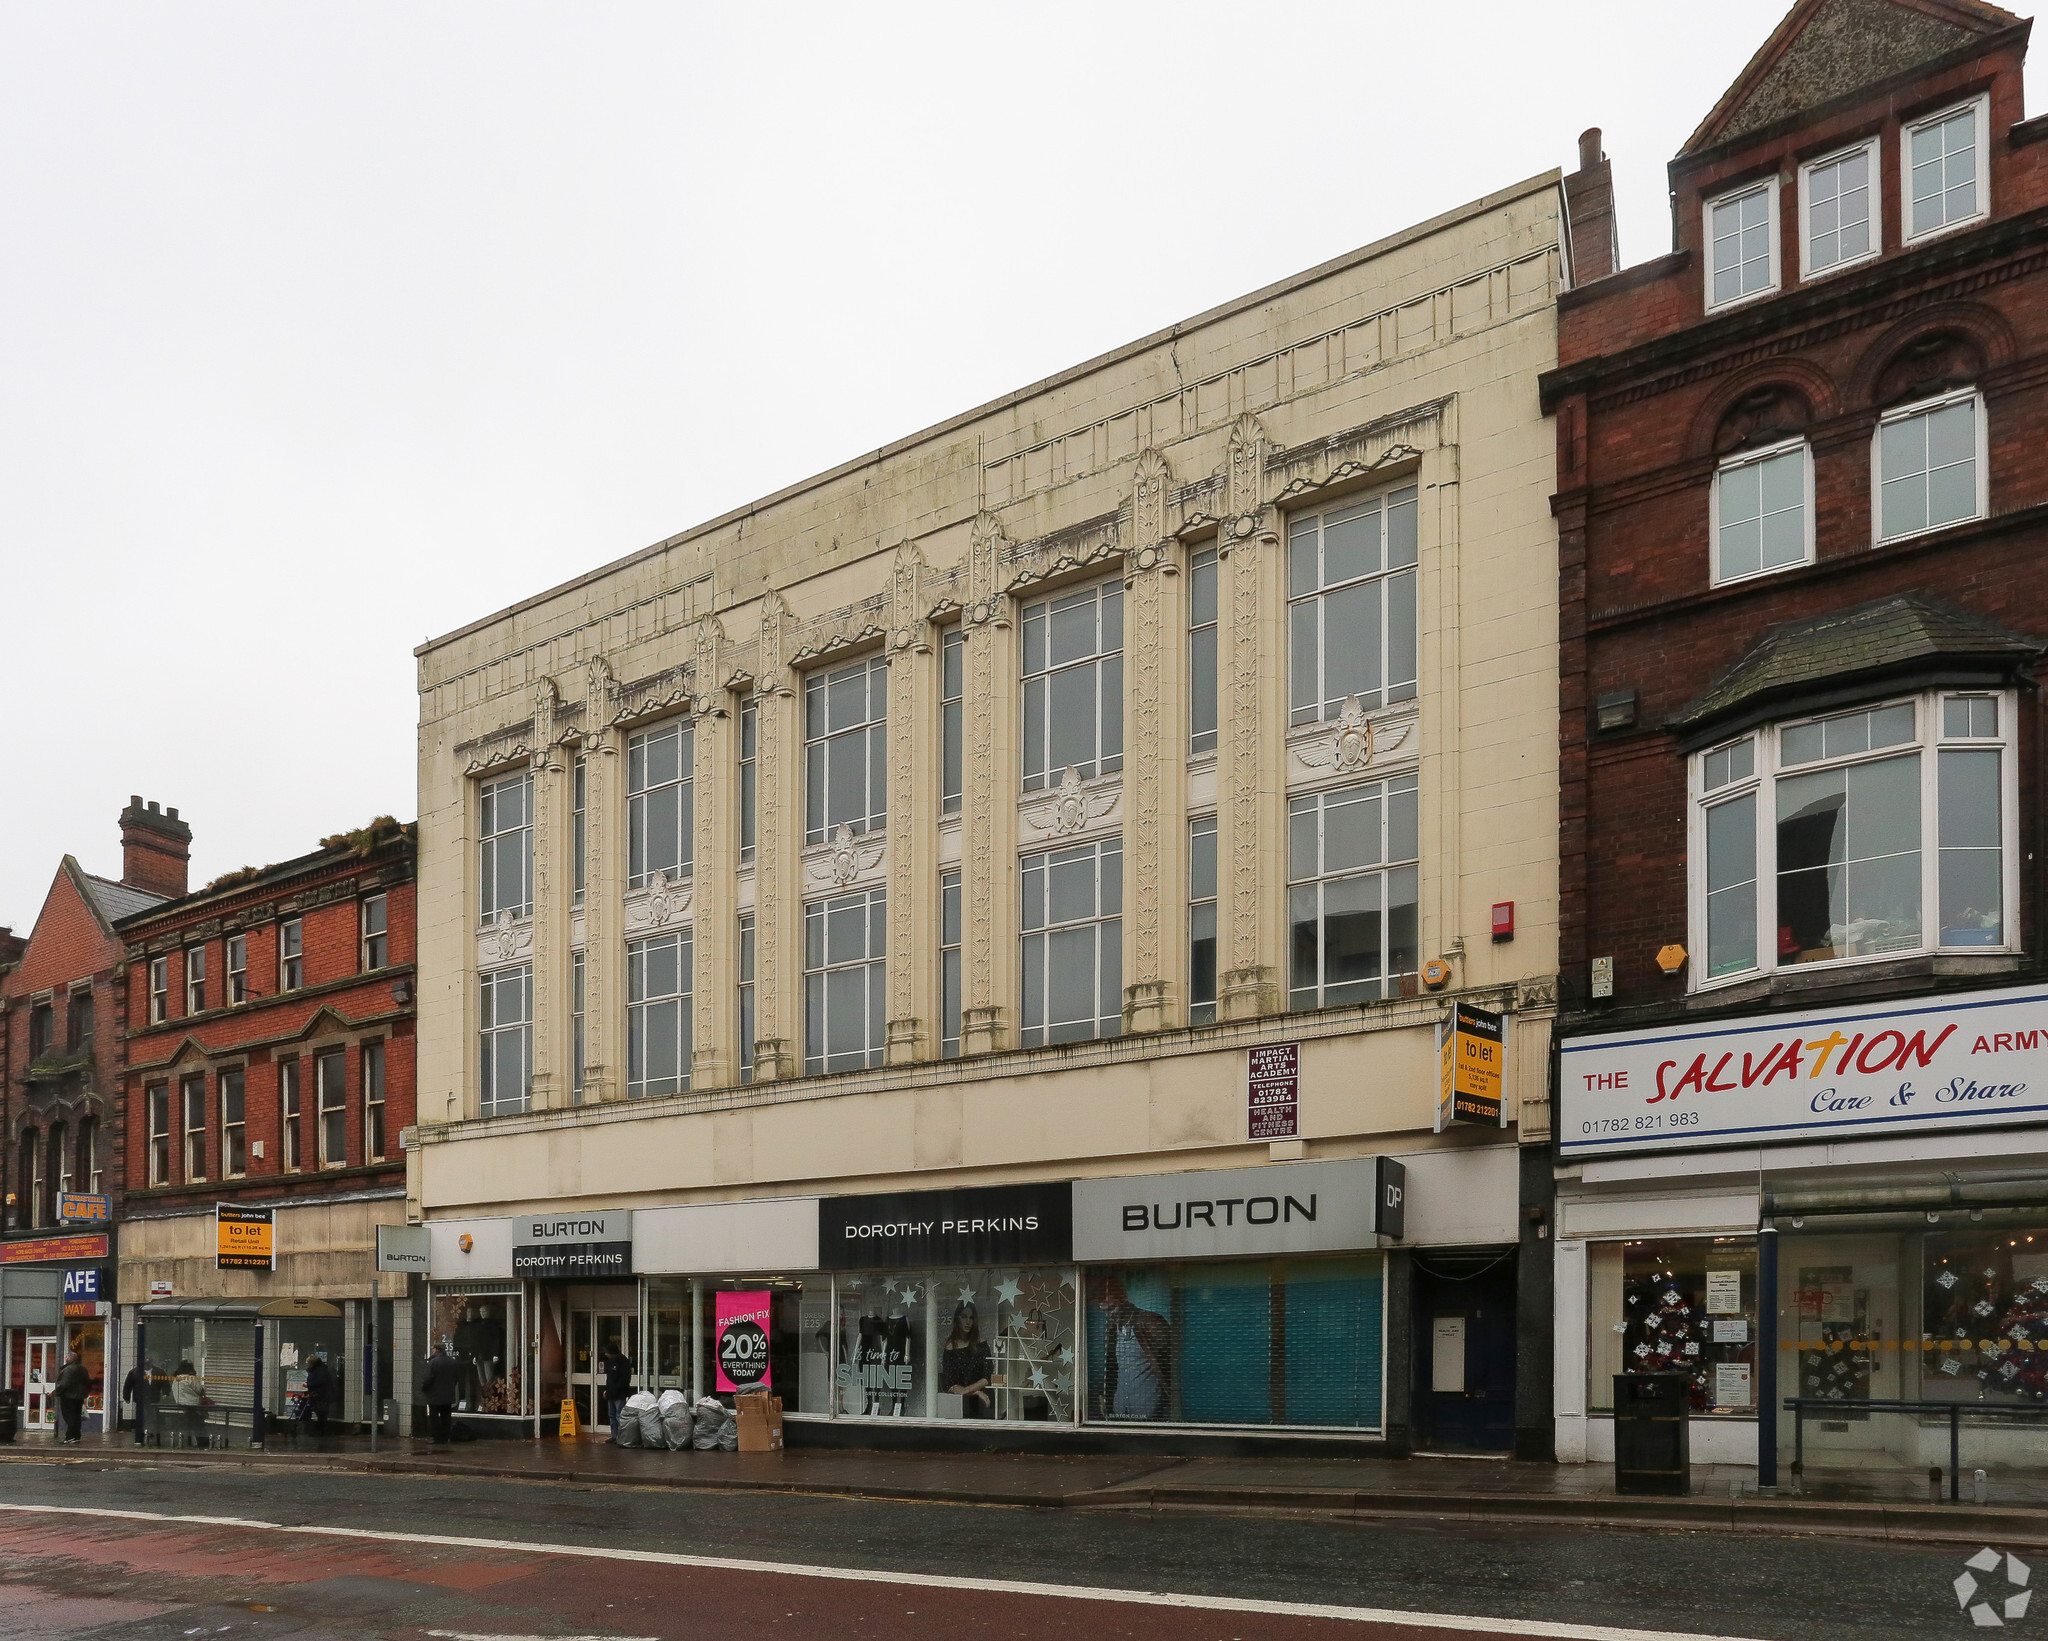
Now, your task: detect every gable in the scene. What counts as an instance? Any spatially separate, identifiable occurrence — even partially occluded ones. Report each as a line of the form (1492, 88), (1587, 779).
(1, 860), (127, 998)
(1685, 0), (2018, 155)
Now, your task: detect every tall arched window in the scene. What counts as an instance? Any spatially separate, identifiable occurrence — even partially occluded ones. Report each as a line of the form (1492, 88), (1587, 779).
(48, 1121), (69, 1205)
(17, 1128), (40, 1229)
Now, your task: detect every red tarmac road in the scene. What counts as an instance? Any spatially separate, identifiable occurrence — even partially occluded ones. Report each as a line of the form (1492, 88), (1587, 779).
(0, 1503), (1756, 1641)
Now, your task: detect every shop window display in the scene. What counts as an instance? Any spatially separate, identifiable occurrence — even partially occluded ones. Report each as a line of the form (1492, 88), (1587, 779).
(1922, 1229), (2048, 1404)
(834, 1268), (1074, 1421)
(1587, 1239), (1758, 1414)
(1085, 1257), (1384, 1429)
(430, 1291), (523, 1416)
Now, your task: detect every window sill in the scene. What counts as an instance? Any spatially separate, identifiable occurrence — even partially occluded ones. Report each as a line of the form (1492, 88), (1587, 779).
(1686, 950), (2021, 1011)
(1902, 212), (1989, 252)
(1872, 511), (1986, 550)
(1703, 284), (1780, 318)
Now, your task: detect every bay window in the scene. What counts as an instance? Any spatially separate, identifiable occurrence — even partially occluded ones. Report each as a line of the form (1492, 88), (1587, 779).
(1692, 692), (2014, 983)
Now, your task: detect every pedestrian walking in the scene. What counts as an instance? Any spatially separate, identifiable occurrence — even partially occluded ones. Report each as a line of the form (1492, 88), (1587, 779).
(300, 1351), (333, 1439)
(54, 1350), (90, 1444)
(602, 1345), (631, 1440)
(420, 1343), (459, 1444)
(120, 1362), (146, 1434)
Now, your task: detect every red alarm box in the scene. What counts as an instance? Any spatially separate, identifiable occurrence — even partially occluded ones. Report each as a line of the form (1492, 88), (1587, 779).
(1491, 901), (1515, 941)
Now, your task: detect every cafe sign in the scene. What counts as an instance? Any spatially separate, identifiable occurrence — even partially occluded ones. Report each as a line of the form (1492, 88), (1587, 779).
(1561, 982), (2048, 1158)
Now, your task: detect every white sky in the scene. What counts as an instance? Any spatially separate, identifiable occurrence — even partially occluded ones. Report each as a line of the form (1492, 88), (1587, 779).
(1, 2), (2035, 928)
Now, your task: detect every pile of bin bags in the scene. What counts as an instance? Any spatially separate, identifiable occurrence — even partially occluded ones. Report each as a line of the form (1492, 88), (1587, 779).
(612, 1390), (737, 1451)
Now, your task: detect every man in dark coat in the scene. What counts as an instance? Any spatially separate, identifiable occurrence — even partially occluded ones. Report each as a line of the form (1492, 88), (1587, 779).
(300, 1352), (333, 1439)
(420, 1344), (459, 1444)
(53, 1350), (91, 1445)
(602, 1346), (632, 1441)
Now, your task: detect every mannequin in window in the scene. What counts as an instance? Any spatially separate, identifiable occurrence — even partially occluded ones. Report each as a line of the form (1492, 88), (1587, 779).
(941, 1302), (993, 1419)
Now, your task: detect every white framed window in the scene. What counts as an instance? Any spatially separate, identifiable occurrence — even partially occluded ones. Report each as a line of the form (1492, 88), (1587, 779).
(278, 917), (304, 992)
(80, 1116), (99, 1196)
(1874, 388), (1985, 542)
(940, 627), (966, 815)
(628, 718), (694, 887)
(1189, 814), (1218, 1026)
(316, 1048), (347, 1167)
(571, 950), (586, 1104)
(1288, 485), (1419, 726)
(1288, 775), (1421, 1010)
(1690, 691), (2017, 985)
(940, 868), (962, 1058)
(360, 894), (388, 971)
(147, 1085), (171, 1186)
(572, 753), (587, 905)
(184, 946), (208, 1014)
(1022, 581), (1123, 791)
(737, 912), (756, 1083)
(1799, 137), (1879, 278)
(627, 930), (693, 1098)
(1704, 177), (1780, 309)
(805, 887), (886, 1074)
(478, 772), (533, 920)
(280, 1056), (302, 1172)
(364, 1040), (387, 1161)
(805, 657), (888, 844)
(1711, 438), (1813, 584)
(738, 700), (758, 864)
(1019, 837), (1122, 1047)
(1189, 546), (1219, 755)
(1903, 94), (1989, 244)
(478, 963), (532, 1117)
(182, 1074), (207, 1182)
(226, 935), (248, 1004)
(220, 1069), (246, 1179)
(148, 957), (169, 1024)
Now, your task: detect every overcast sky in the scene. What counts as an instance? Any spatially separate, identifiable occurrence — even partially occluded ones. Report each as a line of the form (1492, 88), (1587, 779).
(2, 2), (2037, 929)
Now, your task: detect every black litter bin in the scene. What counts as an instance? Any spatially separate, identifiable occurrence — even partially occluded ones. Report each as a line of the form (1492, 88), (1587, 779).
(0, 1388), (18, 1445)
(1613, 1373), (1690, 1496)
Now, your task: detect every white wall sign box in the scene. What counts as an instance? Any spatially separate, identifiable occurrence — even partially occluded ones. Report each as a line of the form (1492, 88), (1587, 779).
(1072, 1159), (1378, 1263)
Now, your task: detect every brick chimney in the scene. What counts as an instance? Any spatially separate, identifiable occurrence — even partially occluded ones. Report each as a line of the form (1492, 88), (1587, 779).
(1564, 126), (1619, 285)
(120, 796), (192, 899)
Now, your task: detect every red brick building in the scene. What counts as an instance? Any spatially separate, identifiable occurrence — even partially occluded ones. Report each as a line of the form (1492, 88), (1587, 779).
(112, 817), (418, 1439)
(0, 797), (189, 1431)
(1541, 0), (2048, 1486)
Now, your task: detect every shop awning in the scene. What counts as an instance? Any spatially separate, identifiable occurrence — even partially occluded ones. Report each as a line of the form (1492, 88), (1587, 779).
(138, 1299), (264, 1319)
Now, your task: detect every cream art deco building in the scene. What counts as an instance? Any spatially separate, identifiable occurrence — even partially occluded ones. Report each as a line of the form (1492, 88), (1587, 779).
(411, 169), (1568, 1455)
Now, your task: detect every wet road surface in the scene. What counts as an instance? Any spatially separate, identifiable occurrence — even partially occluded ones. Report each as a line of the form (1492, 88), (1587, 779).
(0, 1458), (2014, 1639)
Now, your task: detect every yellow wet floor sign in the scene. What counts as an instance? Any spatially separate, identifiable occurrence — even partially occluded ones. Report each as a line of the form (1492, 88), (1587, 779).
(558, 1397), (581, 1439)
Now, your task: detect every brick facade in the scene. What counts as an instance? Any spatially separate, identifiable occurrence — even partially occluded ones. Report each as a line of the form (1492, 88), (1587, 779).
(114, 822), (417, 1211)
(1543, 3), (2048, 1032)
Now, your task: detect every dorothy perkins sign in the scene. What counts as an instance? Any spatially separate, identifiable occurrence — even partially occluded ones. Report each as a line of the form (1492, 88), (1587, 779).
(1560, 983), (2048, 1158)
(512, 1211), (633, 1278)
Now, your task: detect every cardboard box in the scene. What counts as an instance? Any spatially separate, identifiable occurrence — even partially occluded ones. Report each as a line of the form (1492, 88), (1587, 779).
(734, 1392), (783, 1452)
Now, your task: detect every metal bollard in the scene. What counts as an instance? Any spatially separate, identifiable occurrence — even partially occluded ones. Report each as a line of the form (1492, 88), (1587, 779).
(1929, 1465), (1943, 1503)
(1974, 1469), (1989, 1505)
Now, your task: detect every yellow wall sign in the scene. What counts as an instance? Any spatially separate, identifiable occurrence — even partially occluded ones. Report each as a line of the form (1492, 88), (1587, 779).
(215, 1204), (275, 1271)
(1438, 1002), (1505, 1129)
(559, 1397), (582, 1439)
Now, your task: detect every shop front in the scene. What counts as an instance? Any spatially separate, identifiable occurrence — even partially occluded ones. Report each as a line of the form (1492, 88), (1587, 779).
(1555, 982), (2048, 1473)
(1, 1233), (115, 1436)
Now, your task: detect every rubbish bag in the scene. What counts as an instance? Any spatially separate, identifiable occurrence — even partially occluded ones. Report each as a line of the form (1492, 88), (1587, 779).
(637, 1396), (666, 1451)
(691, 1396), (725, 1451)
(659, 1389), (692, 1452)
(615, 1390), (658, 1448)
(718, 1409), (738, 1452)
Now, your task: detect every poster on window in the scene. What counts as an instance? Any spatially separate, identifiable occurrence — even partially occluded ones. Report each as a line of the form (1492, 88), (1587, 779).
(715, 1290), (773, 1393)
(1560, 982), (2048, 1156)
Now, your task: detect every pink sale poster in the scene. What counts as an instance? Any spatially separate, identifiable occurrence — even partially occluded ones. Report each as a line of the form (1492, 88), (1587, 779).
(714, 1289), (772, 1392)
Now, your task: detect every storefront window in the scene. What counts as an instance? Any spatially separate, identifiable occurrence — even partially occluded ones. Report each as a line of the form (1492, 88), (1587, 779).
(1587, 1238), (1758, 1414)
(1085, 1256), (1383, 1429)
(429, 1289), (524, 1416)
(1921, 1228), (2048, 1404)
(836, 1268), (1075, 1422)
(694, 1279), (822, 1412)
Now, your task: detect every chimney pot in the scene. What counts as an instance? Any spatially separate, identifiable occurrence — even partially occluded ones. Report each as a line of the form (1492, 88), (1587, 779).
(167, 807), (179, 820)
(1578, 127), (1603, 170)
(130, 794), (142, 808)
(147, 800), (160, 814)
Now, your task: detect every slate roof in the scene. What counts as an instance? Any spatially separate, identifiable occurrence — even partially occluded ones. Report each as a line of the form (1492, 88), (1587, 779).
(1670, 594), (2043, 735)
(79, 873), (168, 926)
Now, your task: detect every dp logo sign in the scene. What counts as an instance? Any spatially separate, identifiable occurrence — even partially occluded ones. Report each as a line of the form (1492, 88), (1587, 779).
(714, 1289), (773, 1393)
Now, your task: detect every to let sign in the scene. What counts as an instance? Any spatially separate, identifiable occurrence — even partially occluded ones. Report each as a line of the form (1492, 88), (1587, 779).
(1438, 1003), (1505, 1128)
(216, 1205), (275, 1271)
(1248, 1044), (1300, 1140)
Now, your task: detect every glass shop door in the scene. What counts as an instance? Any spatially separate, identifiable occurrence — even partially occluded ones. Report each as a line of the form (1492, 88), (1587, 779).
(569, 1310), (638, 1432)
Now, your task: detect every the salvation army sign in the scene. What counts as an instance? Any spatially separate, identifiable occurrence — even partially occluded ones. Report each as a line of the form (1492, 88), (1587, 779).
(1560, 982), (2048, 1158)
(715, 1290), (772, 1392)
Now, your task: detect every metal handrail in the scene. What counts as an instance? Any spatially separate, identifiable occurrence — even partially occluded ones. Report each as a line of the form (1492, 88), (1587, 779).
(1783, 1396), (2048, 1501)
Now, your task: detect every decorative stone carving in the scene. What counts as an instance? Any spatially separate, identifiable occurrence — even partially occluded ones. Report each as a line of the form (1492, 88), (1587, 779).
(1021, 768), (1121, 839)
(461, 723), (536, 775)
(1293, 698), (1415, 776)
(478, 908), (533, 965)
(627, 869), (694, 932)
(806, 822), (885, 889)
(1002, 511), (1123, 591)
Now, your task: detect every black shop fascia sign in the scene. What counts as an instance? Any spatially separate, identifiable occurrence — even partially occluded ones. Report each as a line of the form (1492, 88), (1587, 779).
(511, 1210), (634, 1281)
(821, 1182), (1073, 1270)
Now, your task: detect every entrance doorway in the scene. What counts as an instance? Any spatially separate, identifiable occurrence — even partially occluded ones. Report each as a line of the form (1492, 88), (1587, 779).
(1411, 1247), (1517, 1453)
(23, 1336), (57, 1432)
(569, 1309), (638, 1431)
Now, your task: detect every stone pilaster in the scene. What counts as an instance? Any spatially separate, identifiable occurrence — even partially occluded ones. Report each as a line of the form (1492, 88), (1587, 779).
(690, 617), (735, 1088)
(1217, 415), (1284, 1020)
(1122, 450), (1187, 1033)
(961, 514), (1017, 1056)
(529, 679), (571, 1109)
(885, 544), (935, 1065)
(750, 593), (800, 1081)
(580, 658), (622, 1103)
